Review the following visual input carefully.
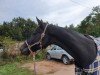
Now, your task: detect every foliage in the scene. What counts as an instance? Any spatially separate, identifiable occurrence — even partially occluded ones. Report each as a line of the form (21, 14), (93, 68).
(0, 37), (14, 61)
(77, 6), (100, 37)
(0, 17), (37, 41)
(35, 49), (47, 61)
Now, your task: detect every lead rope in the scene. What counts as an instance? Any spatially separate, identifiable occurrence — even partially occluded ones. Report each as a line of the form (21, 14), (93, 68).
(33, 52), (37, 75)
(32, 46), (44, 75)
(25, 41), (37, 75)
(25, 40), (44, 75)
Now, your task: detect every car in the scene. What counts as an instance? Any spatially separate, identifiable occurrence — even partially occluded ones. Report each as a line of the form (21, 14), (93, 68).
(46, 45), (74, 64)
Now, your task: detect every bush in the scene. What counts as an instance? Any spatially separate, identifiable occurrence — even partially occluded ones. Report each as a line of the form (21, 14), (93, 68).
(35, 49), (47, 61)
(0, 36), (47, 65)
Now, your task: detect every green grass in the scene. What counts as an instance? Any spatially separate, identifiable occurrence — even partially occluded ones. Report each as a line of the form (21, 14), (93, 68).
(0, 62), (34, 75)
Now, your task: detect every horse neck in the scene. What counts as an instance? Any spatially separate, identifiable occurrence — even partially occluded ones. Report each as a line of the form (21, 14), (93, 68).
(47, 25), (97, 68)
(48, 26), (81, 59)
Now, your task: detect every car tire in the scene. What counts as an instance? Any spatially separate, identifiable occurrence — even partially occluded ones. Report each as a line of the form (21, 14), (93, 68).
(62, 56), (70, 65)
(46, 53), (51, 60)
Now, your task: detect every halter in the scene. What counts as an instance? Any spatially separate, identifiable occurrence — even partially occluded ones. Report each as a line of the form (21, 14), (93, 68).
(25, 24), (48, 53)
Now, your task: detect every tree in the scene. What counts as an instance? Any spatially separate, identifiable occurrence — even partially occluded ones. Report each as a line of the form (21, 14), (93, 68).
(0, 17), (38, 41)
(77, 6), (100, 37)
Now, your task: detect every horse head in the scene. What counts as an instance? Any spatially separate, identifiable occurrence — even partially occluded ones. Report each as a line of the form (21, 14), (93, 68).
(20, 18), (56, 55)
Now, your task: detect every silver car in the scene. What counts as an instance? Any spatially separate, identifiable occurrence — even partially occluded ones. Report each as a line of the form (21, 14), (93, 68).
(46, 45), (74, 64)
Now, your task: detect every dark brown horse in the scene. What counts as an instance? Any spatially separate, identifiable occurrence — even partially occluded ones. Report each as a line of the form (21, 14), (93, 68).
(20, 18), (98, 75)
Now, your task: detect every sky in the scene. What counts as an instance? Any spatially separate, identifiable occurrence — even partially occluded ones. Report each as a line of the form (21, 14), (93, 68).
(0, 0), (100, 27)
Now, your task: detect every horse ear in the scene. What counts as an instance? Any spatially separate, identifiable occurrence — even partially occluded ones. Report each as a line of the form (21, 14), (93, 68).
(36, 17), (44, 29)
(36, 17), (43, 26)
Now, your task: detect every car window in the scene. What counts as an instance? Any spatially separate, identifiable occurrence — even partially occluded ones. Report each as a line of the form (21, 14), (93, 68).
(51, 47), (56, 50)
(57, 46), (62, 50)
(53, 47), (56, 50)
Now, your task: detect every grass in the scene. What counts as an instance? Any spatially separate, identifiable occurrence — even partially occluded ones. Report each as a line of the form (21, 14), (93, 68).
(0, 62), (34, 75)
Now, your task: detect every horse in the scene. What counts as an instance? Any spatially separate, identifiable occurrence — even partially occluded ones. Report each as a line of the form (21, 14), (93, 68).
(20, 18), (100, 75)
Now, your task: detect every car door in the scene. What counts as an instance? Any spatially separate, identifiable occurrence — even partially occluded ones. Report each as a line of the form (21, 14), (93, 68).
(50, 47), (57, 58)
(54, 46), (63, 59)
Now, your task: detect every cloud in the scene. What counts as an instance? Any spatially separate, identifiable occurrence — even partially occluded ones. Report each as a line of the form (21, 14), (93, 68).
(0, 0), (100, 27)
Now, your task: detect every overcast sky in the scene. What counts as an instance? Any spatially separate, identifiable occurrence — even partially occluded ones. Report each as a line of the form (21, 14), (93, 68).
(0, 0), (100, 27)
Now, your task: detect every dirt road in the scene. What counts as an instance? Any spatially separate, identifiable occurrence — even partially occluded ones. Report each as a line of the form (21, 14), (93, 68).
(22, 60), (75, 75)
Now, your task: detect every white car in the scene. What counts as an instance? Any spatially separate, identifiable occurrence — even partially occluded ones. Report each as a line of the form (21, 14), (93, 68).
(46, 45), (74, 64)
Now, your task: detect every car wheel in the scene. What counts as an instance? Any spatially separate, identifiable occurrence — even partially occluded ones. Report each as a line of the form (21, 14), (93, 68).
(62, 56), (70, 64)
(46, 53), (51, 60)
